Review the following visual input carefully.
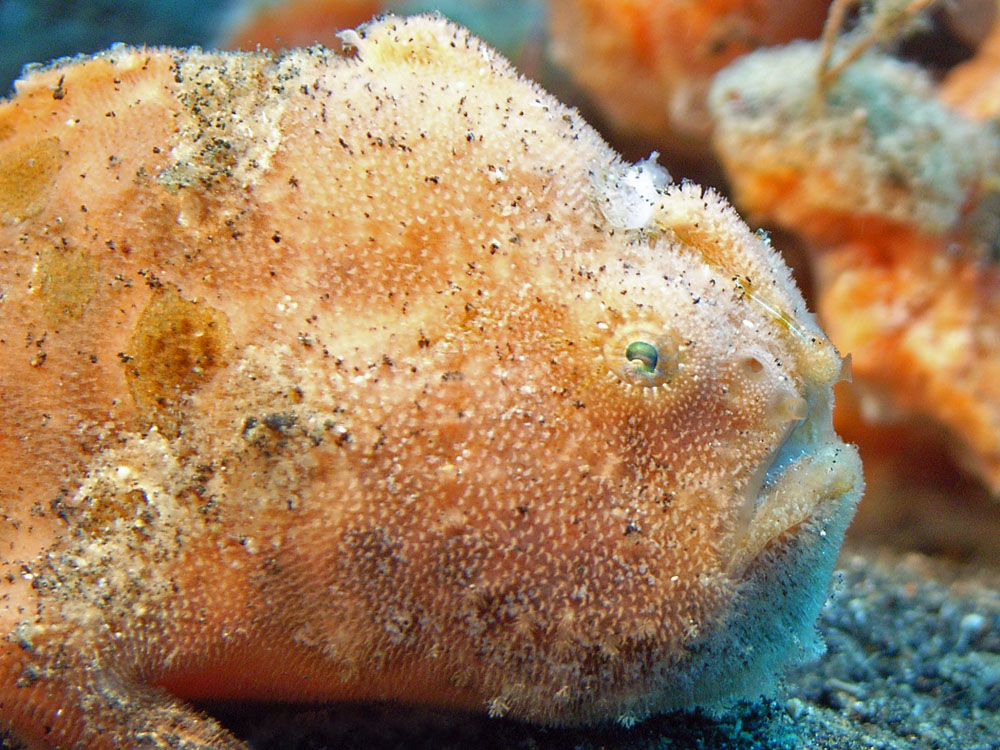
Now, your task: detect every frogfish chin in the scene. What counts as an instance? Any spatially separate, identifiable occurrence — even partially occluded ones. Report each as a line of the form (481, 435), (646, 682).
(0, 13), (861, 748)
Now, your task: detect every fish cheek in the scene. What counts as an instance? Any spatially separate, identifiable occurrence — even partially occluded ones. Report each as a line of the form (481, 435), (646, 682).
(585, 325), (775, 569)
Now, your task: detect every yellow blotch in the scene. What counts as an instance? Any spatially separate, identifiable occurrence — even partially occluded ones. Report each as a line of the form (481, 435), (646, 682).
(0, 137), (62, 224)
(123, 285), (235, 436)
(348, 15), (492, 72)
(36, 244), (100, 323)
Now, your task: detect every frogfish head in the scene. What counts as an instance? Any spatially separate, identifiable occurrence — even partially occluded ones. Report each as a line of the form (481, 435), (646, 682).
(277, 18), (867, 726)
(445, 156), (864, 723)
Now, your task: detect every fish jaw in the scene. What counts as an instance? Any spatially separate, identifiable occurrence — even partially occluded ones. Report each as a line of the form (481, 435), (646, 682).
(727, 397), (863, 577)
(643, 447), (862, 717)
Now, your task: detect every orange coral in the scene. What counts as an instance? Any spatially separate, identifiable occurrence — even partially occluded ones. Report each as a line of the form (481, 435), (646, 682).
(941, 16), (1000, 119)
(816, 235), (1000, 488)
(0, 15), (860, 749)
(710, 5), (1000, 495)
(547, 0), (830, 165)
(222, 0), (382, 49)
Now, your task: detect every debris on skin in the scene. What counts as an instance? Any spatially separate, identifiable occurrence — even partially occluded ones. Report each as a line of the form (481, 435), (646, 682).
(3, 549), (998, 748)
(0, 0), (232, 95)
(214, 0), (1000, 510)
(0, 13), (862, 750)
(3, 2), (1000, 749)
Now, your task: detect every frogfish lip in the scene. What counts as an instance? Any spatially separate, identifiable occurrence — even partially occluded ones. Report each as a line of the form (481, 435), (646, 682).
(725, 414), (863, 577)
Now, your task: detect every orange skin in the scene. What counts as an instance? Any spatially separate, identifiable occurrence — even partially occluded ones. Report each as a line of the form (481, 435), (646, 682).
(0, 15), (861, 749)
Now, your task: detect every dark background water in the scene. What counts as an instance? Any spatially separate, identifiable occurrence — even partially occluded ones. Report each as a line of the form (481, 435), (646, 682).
(0, 0), (547, 97)
(0, 0), (232, 95)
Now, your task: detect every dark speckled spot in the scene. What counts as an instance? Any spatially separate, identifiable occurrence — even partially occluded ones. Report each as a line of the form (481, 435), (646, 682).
(123, 285), (235, 435)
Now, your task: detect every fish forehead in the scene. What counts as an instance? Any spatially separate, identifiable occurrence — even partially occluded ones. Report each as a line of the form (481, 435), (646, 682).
(0, 17), (804, 361)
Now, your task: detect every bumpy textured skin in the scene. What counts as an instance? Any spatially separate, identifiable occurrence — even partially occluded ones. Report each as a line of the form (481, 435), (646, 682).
(0, 15), (861, 749)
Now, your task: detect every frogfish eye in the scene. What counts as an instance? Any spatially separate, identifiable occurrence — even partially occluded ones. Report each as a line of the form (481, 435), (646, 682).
(603, 322), (680, 388)
(625, 341), (658, 372)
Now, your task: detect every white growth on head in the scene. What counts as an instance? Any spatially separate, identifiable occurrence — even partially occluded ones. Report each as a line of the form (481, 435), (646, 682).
(590, 152), (671, 231)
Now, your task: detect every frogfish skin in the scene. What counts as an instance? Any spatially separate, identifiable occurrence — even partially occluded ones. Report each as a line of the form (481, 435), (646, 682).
(0, 14), (863, 749)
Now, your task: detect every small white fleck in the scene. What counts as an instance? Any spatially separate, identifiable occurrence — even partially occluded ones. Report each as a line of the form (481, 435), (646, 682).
(592, 153), (671, 230)
(337, 29), (362, 51)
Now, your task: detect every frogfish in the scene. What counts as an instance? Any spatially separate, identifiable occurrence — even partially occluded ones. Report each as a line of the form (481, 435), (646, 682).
(0, 14), (862, 749)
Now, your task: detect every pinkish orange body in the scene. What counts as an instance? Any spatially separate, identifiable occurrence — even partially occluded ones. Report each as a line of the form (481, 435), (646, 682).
(0, 16), (860, 749)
